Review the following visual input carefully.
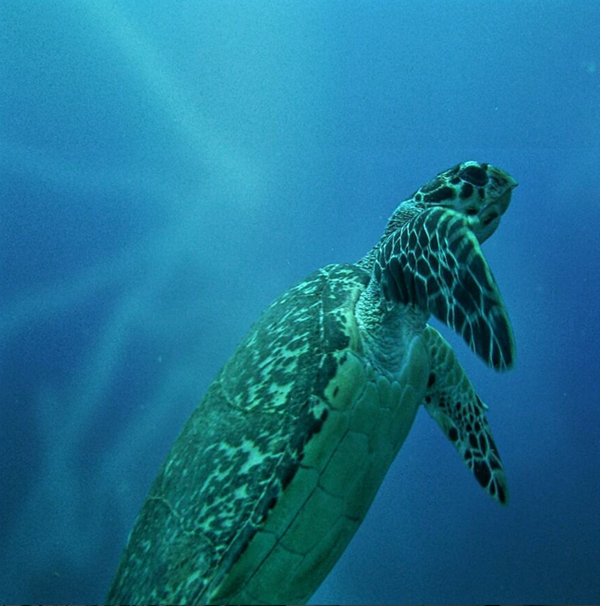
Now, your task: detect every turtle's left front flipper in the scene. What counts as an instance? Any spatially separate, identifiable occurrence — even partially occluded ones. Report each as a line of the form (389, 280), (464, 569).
(374, 207), (515, 371)
(423, 326), (508, 505)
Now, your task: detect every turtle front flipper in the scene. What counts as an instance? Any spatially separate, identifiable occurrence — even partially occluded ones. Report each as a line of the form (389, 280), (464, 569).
(374, 207), (515, 371)
(422, 326), (508, 505)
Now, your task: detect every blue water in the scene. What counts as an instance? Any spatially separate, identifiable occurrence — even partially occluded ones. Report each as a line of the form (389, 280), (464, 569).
(1, 2), (598, 604)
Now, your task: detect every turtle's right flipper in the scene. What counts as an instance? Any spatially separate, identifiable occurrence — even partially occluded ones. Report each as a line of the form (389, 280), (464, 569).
(422, 326), (508, 505)
(374, 207), (515, 371)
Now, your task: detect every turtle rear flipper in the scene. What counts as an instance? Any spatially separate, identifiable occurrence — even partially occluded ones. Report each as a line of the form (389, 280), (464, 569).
(374, 207), (515, 371)
(423, 326), (508, 505)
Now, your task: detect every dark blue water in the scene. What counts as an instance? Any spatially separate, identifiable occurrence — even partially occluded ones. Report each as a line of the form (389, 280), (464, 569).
(1, 2), (598, 604)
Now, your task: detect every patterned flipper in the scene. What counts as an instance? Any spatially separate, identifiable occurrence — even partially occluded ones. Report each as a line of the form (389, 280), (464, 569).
(423, 326), (508, 505)
(373, 207), (515, 371)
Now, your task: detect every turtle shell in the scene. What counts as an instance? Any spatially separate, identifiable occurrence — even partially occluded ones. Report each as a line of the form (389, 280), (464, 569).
(106, 263), (430, 606)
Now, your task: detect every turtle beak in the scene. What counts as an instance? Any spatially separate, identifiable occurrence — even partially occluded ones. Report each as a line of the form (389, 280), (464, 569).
(494, 187), (513, 216)
(489, 165), (518, 188)
(489, 167), (518, 217)
(475, 173), (517, 243)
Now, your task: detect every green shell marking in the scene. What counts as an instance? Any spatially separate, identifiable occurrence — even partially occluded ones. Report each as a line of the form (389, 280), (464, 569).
(106, 161), (518, 606)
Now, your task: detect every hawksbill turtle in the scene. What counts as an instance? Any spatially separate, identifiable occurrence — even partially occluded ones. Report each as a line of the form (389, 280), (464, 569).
(106, 161), (517, 606)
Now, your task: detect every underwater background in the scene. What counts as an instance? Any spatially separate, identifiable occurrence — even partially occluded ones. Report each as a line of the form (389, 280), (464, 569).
(1, 1), (599, 604)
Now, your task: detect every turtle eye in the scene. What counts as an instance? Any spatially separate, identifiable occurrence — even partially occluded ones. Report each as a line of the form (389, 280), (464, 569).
(461, 165), (489, 186)
(465, 207), (478, 216)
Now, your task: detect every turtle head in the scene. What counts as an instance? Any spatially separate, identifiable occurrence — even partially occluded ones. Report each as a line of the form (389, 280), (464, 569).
(407, 161), (518, 243)
(359, 161), (518, 272)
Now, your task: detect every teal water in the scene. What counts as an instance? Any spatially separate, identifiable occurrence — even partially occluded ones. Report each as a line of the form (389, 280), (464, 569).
(1, 1), (599, 604)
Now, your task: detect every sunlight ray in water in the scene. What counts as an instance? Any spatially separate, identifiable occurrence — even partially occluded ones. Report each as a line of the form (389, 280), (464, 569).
(79, 1), (263, 197)
(1, 142), (225, 337)
(1, 1), (598, 604)
(4, 141), (179, 200)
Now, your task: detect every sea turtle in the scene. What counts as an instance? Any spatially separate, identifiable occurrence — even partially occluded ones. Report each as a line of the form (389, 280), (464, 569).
(106, 161), (517, 606)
